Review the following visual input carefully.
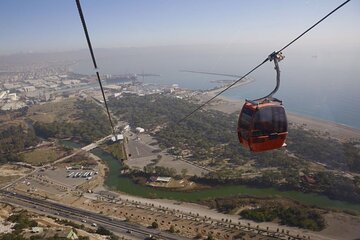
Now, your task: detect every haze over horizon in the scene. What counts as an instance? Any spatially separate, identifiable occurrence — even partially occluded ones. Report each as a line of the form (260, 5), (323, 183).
(1, 0), (359, 55)
(1, 0), (359, 128)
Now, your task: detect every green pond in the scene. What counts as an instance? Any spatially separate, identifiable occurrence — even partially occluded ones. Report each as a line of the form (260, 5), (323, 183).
(88, 148), (360, 212)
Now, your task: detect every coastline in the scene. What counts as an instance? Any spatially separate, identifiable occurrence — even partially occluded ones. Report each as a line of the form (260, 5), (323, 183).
(198, 92), (360, 141)
(286, 112), (360, 141)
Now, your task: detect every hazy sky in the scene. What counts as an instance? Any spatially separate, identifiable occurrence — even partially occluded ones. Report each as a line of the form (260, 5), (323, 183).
(0, 0), (359, 55)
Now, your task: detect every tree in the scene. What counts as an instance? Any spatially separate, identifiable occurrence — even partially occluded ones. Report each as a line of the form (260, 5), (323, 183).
(151, 221), (159, 229)
(195, 233), (202, 239)
(181, 168), (188, 178)
(96, 226), (112, 235)
(207, 233), (214, 240)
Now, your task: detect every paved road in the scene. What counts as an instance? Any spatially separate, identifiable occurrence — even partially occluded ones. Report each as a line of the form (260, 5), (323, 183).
(0, 190), (189, 240)
(127, 138), (155, 159)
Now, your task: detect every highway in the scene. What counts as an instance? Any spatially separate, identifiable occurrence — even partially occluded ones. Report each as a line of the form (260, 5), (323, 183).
(0, 190), (188, 240)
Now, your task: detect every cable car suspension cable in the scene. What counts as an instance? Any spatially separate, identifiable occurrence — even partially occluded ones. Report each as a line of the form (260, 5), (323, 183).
(75, 0), (116, 136)
(178, 0), (351, 123)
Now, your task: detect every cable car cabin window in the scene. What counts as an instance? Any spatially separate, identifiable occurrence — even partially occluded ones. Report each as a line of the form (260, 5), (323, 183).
(273, 106), (287, 133)
(238, 107), (254, 141)
(239, 107), (253, 130)
(253, 106), (287, 136)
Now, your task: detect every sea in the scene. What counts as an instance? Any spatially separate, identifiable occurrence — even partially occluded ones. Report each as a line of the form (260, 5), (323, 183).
(71, 47), (360, 129)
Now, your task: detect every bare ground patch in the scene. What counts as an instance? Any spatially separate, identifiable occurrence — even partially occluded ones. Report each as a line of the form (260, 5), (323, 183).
(27, 99), (77, 123)
(0, 164), (31, 186)
(21, 145), (68, 166)
(320, 211), (360, 240)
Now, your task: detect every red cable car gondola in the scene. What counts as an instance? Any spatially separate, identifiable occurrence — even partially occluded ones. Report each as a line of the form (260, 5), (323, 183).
(237, 52), (288, 152)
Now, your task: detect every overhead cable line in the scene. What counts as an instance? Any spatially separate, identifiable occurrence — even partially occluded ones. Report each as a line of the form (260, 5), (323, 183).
(75, 0), (116, 136)
(178, 0), (351, 123)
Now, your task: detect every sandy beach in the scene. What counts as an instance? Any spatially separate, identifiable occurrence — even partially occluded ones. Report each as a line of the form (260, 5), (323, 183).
(199, 93), (360, 141)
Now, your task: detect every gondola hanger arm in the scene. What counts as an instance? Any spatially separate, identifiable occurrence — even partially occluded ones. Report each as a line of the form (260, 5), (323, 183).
(253, 52), (284, 102)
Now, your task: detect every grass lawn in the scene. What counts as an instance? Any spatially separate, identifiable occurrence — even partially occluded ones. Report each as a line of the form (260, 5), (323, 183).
(62, 152), (98, 166)
(0, 175), (19, 186)
(21, 147), (63, 166)
(27, 98), (76, 123)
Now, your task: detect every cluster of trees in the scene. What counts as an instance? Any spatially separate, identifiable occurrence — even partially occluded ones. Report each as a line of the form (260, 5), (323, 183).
(110, 94), (194, 129)
(201, 196), (326, 231)
(312, 171), (360, 203)
(143, 165), (177, 177)
(109, 95), (254, 164)
(111, 95), (333, 168)
(125, 165), (185, 187)
(96, 226), (118, 240)
(0, 107), (28, 123)
(287, 128), (360, 173)
(33, 100), (111, 144)
(1, 212), (90, 240)
(196, 169), (360, 204)
(7, 211), (38, 232)
(0, 125), (39, 163)
(0, 99), (110, 164)
(0, 107), (39, 163)
(110, 94), (360, 203)
(54, 218), (85, 230)
(2, 211), (73, 240)
(202, 196), (325, 231)
(240, 207), (278, 222)
(240, 206), (325, 231)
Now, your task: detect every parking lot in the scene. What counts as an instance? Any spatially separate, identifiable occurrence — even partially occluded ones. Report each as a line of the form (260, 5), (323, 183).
(42, 167), (98, 188)
(127, 137), (157, 159)
(125, 133), (208, 176)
